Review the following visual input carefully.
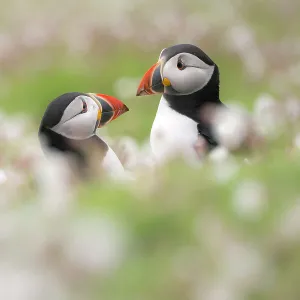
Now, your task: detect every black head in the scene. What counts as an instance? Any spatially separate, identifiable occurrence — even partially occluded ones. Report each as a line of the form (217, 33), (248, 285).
(136, 44), (221, 119)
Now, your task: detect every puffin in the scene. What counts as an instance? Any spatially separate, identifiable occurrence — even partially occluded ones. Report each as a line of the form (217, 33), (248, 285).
(136, 44), (225, 164)
(38, 92), (131, 180)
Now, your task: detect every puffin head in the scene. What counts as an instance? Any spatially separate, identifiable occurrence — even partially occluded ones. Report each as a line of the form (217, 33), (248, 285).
(136, 44), (219, 100)
(39, 92), (129, 140)
(38, 92), (129, 177)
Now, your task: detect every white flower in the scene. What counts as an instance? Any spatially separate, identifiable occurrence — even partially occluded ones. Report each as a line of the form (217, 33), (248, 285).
(32, 153), (74, 216)
(212, 157), (239, 184)
(195, 281), (238, 300)
(232, 180), (267, 220)
(21, 23), (49, 48)
(285, 97), (300, 121)
(0, 116), (27, 142)
(253, 94), (284, 138)
(0, 265), (45, 300)
(208, 146), (229, 163)
(116, 136), (140, 170)
(209, 147), (239, 183)
(0, 211), (18, 243)
(222, 241), (263, 286)
(139, 141), (157, 169)
(0, 263), (69, 300)
(63, 216), (126, 274)
(212, 106), (251, 151)
(0, 169), (7, 185)
(0, 33), (13, 61)
(225, 23), (265, 80)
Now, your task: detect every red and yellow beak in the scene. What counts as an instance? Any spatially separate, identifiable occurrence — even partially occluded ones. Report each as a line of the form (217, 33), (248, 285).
(136, 61), (166, 96)
(88, 93), (129, 128)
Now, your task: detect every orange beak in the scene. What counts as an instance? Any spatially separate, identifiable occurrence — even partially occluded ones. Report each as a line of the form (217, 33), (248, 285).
(136, 61), (165, 96)
(88, 93), (129, 128)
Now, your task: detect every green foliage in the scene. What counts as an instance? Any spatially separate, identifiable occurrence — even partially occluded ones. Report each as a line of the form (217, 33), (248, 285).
(1, 2), (300, 296)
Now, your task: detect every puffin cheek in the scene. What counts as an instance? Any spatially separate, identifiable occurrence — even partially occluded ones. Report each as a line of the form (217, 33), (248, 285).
(66, 122), (90, 140)
(171, 69), (207, 95)
(164, 70), (186, 93)
(60, 114), (95, 140)
(79, 112), (98, 137)
(176, 69), (196, 92)
(57, 123), (74, 139)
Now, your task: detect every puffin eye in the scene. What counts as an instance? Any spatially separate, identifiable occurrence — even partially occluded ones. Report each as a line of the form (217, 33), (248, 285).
(177, 59), (185, 70)
(81, 99), (87, 113)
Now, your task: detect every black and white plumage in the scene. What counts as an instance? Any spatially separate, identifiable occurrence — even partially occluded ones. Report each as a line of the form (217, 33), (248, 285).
(136, 44), (225, 163)
(38, 92), (130, 180)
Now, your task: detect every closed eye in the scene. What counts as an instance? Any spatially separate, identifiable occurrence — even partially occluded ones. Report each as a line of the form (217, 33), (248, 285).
(81, 99), (87, 113)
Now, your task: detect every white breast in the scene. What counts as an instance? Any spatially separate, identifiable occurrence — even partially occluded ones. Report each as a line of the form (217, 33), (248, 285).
(100, 137), (135, 181)
(150, 96), (200, 165)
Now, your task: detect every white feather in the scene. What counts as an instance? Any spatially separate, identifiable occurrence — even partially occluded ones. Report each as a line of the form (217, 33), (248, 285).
(150, 96), (200, 165)
(100, 138), (135, 181)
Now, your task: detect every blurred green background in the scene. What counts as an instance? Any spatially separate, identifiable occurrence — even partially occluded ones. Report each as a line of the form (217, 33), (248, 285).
(1, 0), (300, 299)
(1, 0), (299, 140)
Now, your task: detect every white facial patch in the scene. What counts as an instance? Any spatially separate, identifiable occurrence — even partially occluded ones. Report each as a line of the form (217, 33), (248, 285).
(51, 95), (99, 140)
(162, 53), (215, 95)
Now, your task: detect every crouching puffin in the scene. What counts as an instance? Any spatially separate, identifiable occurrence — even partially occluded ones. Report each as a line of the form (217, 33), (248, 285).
(38, 92), (131, 180)
(136, 44), (225, 164)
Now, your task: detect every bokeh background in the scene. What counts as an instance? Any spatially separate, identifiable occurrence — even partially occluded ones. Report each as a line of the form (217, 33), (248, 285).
(1, 0), (300, 299)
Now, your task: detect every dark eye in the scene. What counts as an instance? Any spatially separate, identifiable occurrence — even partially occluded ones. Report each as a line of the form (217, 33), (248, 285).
(81, 99), (87, 113)
(177, 59), (185, 70)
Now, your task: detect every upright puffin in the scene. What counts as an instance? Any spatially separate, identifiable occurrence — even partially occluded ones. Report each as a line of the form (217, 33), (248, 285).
(38, 92), (130, 180)
(136, 44), (225, 163)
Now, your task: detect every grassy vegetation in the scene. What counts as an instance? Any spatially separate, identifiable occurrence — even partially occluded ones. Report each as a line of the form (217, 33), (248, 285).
(1, 0), (300, 298)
